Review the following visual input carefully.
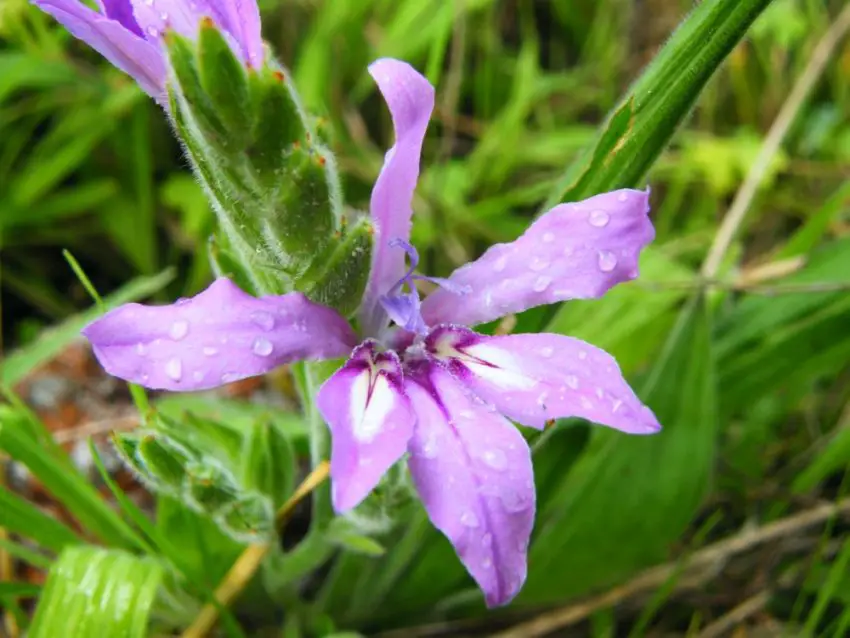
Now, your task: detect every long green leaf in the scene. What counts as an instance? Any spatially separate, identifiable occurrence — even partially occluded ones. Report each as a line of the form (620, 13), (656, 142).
(1, 268), (175, 387)
(28, 546), (163, 638)
(542, 0), (773, 209)
(0, 487), (81, 552)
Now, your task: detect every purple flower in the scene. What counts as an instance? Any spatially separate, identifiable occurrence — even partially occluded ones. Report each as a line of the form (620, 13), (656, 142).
(81, 59), (660, 607)
(32, 0), (263, 98)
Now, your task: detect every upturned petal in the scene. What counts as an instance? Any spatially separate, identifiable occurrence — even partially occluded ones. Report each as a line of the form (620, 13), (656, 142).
(359, 59), (435, 336)
(129, 0), (263, 67)
(406, 364), (535, 607)
(34, 0), (166, 97)
(82, 278), (357, 391)
(421, 189), (654, 327)
(317, 342), (414, 512)
(426, 326), (660, 434)
(97, 0), (143, 35)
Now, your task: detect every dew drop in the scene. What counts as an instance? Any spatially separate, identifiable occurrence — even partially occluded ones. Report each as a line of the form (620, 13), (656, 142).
(578, 350), (588, 360)
(589, 210), (610, 227)
(542, 232), (555, 243)
(358, 457), (373, 467)
(618, 192), (629, 202)
(459, 410), (475, 420)
(421, 435), (438, 459)
(169, 320), (189, 340)
(562, 246), (574, 257)
(221, 372), (240, 383)
(612, 399), (623, 413)
(250, 310), (275, 331)
(565, 375), (579, 390)
(165, 358), (182, 381)
(540, 346), (554, 358)
(532, 276), (552, 292)
(595, 387), (605, 399)
(482, 449), (508, 471)
(482, 558), (493, 569)
(203, 346), (218, 356)
(493, 256), (507, 273)
(499, 489), (530, 513)
(580, 396), (594, 410)
(252, 338), (274, 357)
(460, 511), (480, 528)
(135, 343), (147, 356)
(145, 26), (159, 37)
(536, 392), (548, 408)
(597, 250), (618, 272)
(192, 371), (205, 383)
(529, 257), (549, 272)
(482, 533), (493, 547)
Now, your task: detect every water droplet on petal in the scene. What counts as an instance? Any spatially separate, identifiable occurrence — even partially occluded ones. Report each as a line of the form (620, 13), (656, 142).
(612, 399), (623, 413)
(169, 320), (189, 340)
(565, 375), (579, 390)
(165, 358), (182, 381)
(562, 246), (574, 257)
(252, 338), (273, 357)
(250, 310), (275, 331)
(589, 210), (610, 227)
(597, 251), (618, 272)
(493, 256), (507, 272)
(145, 25), (159, 37)
(580, 396), (594, 410)
(135, 343), (147, 356)
(460, 511), (480, 528)
(499, 488), (530, 513)
(221, 372), (240, 383)
(482, 558), (493, 569)
(203, 346), (218, 356)
(542, 232), (555, 243)
(482, 533), (493, 547)
(192, 371), (205, 383)
(533, 276), (551, 292)
(618, 192), (629, 202)
(578, 350), (588, 360)
(540, 346), (554, 358)
(529, 257), (549, 272)
(482, 449), (507, 471)
(358, 457), (373, 467)
(421, 434), (438, 459)
(595, 387), (605, 399)
(459, 410), (475, 419)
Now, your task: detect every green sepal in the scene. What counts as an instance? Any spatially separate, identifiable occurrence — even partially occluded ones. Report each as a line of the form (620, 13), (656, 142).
(303, 217), (374, 317)
(339, 461), (416, 535)
(249, 67), (307, 181)
(208, 232), (260, 296)
(219, 493), (274, 541)
(271, 142), (336, 258)
(197, 18), (252, 144)
(110, 433), (149, 483)
(137, 434), (191, 490)
(164, 31), (227, 147)
(152, 411), (242, 467)
(185, 461), (238, 513)
(240, 421), (296, 508)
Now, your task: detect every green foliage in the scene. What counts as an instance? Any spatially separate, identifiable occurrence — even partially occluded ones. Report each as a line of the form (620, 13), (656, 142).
(28, 547), (163, 638)
(4, 0), (850, 635)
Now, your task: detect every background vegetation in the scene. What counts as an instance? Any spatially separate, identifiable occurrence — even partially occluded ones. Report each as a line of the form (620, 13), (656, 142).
(1, 0), (850, 635)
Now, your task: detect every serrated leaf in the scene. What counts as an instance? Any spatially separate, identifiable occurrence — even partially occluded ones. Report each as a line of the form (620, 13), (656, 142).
(28, 547), (163, 638)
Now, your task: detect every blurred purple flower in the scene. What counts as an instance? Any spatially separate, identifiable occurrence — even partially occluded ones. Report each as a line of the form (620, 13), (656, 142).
(32, 0), (263, 98)
(81, 59), (660, 607)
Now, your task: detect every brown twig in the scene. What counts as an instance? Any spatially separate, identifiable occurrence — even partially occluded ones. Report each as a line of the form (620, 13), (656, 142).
(180, 461), (330, 638)
(491, 498), (850, 638)
(696, 591), (771, 638)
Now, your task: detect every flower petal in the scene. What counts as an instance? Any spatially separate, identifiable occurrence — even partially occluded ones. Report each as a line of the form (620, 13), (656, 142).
(209, 0), (264, 67)
(406, 364), (535, 607)
(317, 343), (414, 512)
(97, 0), (143, 36)
(427, 325), (660, 434)
(359, 58), (435, 336)
(82, 278), (357, 391)
(421, 188), (654, 327)
(35, 0), (166, 97)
